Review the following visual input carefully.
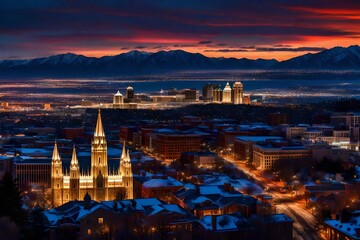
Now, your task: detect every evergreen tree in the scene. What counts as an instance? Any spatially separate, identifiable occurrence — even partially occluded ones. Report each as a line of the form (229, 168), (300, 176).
(0, 172), (26, 227)
(24, 206), (45, 240)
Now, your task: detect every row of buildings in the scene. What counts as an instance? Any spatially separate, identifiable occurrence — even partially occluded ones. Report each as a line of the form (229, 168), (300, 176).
(43, 195), (293, 240)
(110, 82), (249, 108)
(202, 82), (248, 104)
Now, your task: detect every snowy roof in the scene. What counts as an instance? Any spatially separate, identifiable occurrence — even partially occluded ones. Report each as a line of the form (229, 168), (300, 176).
(143, 177), (183, 188)
(76, 204), (110, 221)
(174, 184), (257, 210)
(199, 213), (253, 231)
(19, 148), (51, 156)
(235, 136), (283, 142)
(144, 204), (188, 217)
(325, 217), (360, 239)
(43, 198), (165, 226)
(200, 175), (264, 195)
(191, 196), (211, 204)
(266, 214), (293, 223)
(199, 185), (242, 196)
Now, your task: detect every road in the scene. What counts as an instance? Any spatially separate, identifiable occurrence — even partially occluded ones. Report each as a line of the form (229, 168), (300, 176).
(223, 155), (321, 240)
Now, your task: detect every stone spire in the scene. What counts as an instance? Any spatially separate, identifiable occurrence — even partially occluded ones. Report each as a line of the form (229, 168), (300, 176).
(52, 141), (61, 162)
(94, 109), (105, 138)
(70, 145), (79, 169)
(121, 142), (126, 160)
(126, 149), (131, 162)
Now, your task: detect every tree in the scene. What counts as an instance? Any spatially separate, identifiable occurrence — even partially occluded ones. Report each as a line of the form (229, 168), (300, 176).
(23, 206), (46, 240)
(0, 172), (26, 227)
(116, 188), (127, 200)
(315, 157), (344, 174)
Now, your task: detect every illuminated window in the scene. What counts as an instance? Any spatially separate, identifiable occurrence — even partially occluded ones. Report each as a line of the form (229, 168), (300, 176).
(87, 229), (91, 235)
(98, 218), (104, 224)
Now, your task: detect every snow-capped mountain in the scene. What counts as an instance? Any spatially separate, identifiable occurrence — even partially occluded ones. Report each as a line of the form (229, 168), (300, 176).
(275, 45), (360, 69)
(0, 46), (359, 78)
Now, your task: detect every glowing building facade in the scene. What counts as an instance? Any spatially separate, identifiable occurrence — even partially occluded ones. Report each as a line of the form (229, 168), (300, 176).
(232, 82), (244, 104)
(222, 82), (232, 103)
(113, 90), (124, 108)
(51, 110), (133, 207)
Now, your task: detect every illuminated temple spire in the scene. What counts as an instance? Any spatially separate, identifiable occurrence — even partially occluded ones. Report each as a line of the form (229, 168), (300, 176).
(121, 142), (126, 160)
(94, 109), (105, 138)
(70, 145), (79, 169)
(52, 141), (61, 162)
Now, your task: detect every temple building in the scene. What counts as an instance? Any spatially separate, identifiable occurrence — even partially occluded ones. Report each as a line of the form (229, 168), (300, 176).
(51, 110), (133, 207)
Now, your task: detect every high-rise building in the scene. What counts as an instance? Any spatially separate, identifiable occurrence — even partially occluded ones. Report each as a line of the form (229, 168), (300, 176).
(113, 90), (124, 108)
(222, 82), (232, 103)
(202, 83), (213, 102)
(184, 89), (198, 102)
(212, 85), (222, 103)
(232, 82), (244, 104)
(243, 94), (251, 104)
(51, 110), (133, 207)
(126, 86), (134, 100)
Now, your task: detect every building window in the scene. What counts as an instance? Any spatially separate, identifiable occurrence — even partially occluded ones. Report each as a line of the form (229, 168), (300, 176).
(57, 184), (59, 188)
(98, 218), (103, 224)
(87, 229), (91, 235)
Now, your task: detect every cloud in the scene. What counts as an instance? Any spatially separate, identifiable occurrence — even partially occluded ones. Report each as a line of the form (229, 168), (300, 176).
(204, 46), (327, 53)
(198, 40), (212, 44)
(135, 46), (146, 49)
(204, 49), (250, 52)
(256, 47), (327, 52)
(1, 0), (359, 59)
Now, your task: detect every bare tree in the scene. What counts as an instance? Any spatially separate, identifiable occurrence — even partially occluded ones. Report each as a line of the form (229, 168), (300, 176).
(115, 187), (127, 200)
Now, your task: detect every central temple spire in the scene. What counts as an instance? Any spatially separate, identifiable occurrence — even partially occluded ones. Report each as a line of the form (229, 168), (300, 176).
(70, 145), (79, 169)
(94, 109), (105, 137)
(52, 141), (61, 162)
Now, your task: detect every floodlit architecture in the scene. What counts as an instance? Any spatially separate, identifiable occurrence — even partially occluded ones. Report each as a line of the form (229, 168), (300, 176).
(232, 82), (244, 104)
(113, 90), (124, 108)
(126, 85), (134, 100)
(212, 85), (222, 103)
(51, 110), (133, 206)
(222, 82), (232, 103)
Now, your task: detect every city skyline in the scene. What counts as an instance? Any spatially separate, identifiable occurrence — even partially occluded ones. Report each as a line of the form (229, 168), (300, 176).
(1, 1), (360, 60)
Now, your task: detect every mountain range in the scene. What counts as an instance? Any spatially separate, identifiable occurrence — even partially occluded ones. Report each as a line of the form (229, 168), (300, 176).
(0, 45), (359, 78)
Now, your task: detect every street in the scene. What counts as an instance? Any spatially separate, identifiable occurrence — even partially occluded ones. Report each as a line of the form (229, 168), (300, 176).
(223, 155), (322, 240)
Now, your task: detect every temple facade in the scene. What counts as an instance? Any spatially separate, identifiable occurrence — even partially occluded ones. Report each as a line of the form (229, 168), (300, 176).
(51, 110), (133, 207)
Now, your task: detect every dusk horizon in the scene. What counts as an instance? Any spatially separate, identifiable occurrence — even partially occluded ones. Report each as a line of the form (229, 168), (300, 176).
(2, 1), (360, 61)
(2, 44), (360, 62)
